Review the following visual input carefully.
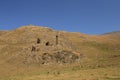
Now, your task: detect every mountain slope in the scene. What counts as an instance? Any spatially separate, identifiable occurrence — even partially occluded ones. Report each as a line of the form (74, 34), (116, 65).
(0, 25), (120, 80)
(0, 25), (120, 65)
(103, 31), (120, 35)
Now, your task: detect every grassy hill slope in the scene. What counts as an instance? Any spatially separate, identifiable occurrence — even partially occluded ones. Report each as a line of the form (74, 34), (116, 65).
(0, 25), (120, 80)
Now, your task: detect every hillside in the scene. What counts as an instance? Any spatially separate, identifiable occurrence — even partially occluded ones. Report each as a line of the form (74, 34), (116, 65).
(0, 25), (120, 80)
(103, 31), (120, 35)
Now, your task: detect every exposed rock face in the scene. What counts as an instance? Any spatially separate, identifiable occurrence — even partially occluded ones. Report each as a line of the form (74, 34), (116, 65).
(53, 50), (79, 63)
(17, 38), (80, 65)
(21, 50), (80, 65)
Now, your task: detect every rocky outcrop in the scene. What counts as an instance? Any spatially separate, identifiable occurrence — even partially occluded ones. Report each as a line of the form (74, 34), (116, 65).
(21, 50), (80, 65)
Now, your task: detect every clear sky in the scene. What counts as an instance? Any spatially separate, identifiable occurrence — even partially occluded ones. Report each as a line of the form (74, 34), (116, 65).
(0, 0), (120, 34)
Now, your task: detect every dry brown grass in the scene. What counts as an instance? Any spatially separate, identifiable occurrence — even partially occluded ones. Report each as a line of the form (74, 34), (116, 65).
(0, 25), (120, 80)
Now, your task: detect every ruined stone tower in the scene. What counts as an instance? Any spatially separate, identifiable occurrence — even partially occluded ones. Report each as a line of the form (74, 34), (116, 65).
(56, 35), (58, 45)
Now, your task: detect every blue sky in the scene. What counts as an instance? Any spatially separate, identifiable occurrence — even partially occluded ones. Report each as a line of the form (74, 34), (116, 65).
(0, 0), (120, 34)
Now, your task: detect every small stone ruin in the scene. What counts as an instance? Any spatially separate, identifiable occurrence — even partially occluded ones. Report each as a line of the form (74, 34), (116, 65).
(37, 38), (41, 44)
